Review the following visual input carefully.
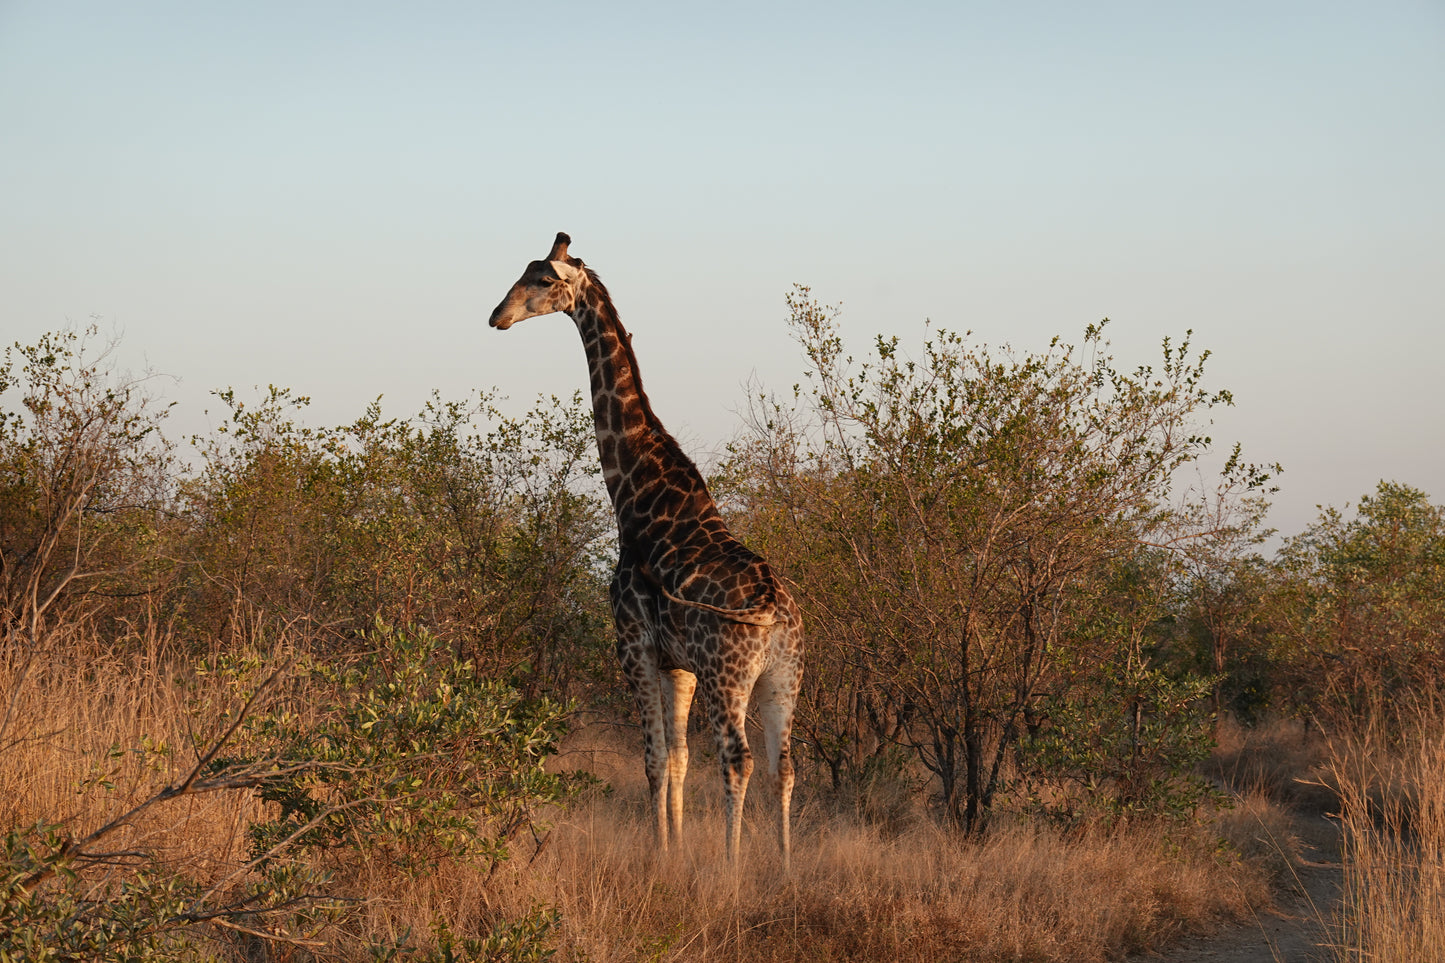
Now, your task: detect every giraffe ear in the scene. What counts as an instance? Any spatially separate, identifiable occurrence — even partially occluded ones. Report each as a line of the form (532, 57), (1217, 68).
(550, 259), (582, 281)
(547, 232), (571, 260)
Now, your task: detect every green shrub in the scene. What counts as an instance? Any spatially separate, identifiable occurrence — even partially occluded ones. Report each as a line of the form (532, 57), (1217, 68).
(3, 626), (577, 960)
(216, 623), (578, 873)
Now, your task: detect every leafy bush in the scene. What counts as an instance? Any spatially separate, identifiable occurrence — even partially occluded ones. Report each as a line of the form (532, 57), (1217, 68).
(2, 820), (213, 962)
(0, 325), (177, 651)
(215, 623), (578, 873)
(183, 388), (614, 701)
(1272, 481), (1445, 723)
(2, 625), (576, 961)
(721, 289), (1274, 829)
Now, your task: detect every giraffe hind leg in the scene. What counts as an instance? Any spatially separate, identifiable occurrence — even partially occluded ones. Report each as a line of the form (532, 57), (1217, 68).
(706, 682), (754, 865)
(660, 669), (696, 842)
(755, 660), (801, 872)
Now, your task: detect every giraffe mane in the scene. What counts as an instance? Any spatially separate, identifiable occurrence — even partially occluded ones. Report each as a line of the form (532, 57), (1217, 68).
(582, 264), (674, 445)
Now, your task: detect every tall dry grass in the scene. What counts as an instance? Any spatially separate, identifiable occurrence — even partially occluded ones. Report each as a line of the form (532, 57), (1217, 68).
(431, 725), (1271, 963)
(1, 633), (262, 881)
(3, 637), (1274, 962)
(513, 801), (1262, 963)
(1328, 704), (1445, 963)
(1207, 715), (1330, 809)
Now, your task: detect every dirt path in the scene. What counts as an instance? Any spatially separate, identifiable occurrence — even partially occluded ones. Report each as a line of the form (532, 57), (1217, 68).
(1138, 814), (1344, 963)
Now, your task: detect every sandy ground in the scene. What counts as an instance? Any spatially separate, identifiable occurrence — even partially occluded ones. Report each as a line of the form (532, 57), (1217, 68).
(1137, 814), (1344, 963)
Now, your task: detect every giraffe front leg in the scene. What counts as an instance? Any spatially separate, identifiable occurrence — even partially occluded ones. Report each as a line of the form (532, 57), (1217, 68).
(660, 669), (696, 843)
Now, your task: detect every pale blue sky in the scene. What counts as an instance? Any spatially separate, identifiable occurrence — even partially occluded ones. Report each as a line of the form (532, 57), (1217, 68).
(2, 2), (1441, 539)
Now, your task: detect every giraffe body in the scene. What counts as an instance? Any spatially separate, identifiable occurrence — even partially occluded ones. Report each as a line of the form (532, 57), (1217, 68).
(489, 233), (803, 868)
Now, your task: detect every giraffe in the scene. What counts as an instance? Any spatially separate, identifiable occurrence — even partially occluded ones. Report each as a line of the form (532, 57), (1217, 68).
(488, 233), (803, 869)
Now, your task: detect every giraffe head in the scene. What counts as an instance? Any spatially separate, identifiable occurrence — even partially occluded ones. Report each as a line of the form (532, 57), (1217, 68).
(488, 232), (587, 330)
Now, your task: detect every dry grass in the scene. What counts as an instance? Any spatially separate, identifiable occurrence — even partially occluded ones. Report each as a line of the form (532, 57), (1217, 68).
(4, 642), (1272, 962)
(507, 801), (1264, 963)
(1202, 715), (1341, 895)
(1327, 705), (1445, 963)
(1, 635), (262, 883)
(430, 723), (1272, 963)
(1211, 789), (1303, 886)
(1207, 715), (1335, 813)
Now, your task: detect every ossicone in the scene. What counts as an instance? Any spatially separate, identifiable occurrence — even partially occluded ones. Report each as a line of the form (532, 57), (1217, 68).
(548, 232), (572, 260)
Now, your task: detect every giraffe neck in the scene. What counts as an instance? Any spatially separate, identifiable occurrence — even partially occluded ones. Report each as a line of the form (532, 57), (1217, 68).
(567, 273), (723, 545)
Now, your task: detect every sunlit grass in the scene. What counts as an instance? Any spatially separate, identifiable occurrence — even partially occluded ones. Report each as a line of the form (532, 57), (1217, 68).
(4, 637), (1272, 962)
(1329, 706), (1445, 963)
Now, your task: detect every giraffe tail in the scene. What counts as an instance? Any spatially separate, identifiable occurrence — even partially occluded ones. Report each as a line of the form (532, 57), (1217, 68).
(657, 584), (781, 626)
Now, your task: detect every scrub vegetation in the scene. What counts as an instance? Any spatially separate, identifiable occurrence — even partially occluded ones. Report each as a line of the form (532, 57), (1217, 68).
(3, 310), (1439, 961)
